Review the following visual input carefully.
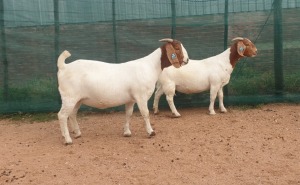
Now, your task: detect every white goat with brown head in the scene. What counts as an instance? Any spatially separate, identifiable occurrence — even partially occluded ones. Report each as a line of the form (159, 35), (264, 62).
(57, 39), (189, 144)
(153, 37), (257, 117)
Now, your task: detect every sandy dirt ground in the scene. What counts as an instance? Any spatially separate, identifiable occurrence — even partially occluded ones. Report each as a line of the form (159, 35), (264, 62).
(0, 103), (300, 185)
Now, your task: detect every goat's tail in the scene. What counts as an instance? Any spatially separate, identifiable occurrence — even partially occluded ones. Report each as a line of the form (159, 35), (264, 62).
(57, 50), (71, 70)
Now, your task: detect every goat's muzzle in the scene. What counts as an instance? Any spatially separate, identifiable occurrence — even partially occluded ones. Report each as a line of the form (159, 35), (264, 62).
(251, 49), (258, 57)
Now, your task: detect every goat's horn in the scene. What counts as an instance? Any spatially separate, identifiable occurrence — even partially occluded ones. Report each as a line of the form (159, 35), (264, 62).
(231, 37), (244, 42)
(159, 38), (174, 43)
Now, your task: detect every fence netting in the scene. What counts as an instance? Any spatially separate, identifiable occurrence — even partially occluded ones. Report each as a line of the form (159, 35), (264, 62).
(1, 0), (300, 113)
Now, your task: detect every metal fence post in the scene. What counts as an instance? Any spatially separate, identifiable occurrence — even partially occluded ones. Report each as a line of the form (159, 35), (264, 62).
(0, 0), (8, 101)
(54, 0), (60, 105)
(112, 0), (119, 63)
(54, 0), (59, 59)
(171, 0), (176, 39)
(223, 0), (229, 96)
(273, 0), (284, 94)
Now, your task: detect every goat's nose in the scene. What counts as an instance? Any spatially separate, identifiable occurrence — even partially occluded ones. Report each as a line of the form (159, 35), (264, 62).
(252, 50), (258, 57)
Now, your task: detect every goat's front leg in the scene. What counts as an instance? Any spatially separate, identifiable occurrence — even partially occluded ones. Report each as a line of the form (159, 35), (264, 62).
(218, 88), (227, 113)
(136, 99), (155, 137)
(209, 86), (219, 115)
(153, 85), (164, 115)
(165, 84), (181, 117)
(124, 102), (135, 137)
(166, 94), (181, 117)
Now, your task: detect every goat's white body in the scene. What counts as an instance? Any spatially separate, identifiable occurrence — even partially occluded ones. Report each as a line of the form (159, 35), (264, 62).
(58, 50), (161, 109)
(153, 48), (232, 116)
(58, 49), (165, 144)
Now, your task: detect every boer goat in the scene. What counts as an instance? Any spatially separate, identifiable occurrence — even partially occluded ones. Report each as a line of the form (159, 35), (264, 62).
(57, 39), (189, 144)
(153, 37), (257, 117)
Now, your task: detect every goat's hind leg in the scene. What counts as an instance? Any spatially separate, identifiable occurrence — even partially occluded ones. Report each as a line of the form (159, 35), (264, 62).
(69, 102), (82, 138)
(58, 102), (76, 145)
(218, 88), (227, 113)
(136, 99), (155, 137)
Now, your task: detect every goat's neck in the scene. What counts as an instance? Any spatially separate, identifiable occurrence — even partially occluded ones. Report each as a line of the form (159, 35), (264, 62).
(213, 49), (234, 75)
(145, 48), (164, 75)
(229, 46), (243, 68)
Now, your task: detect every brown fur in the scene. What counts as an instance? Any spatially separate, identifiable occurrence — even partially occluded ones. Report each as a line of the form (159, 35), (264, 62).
(229, 38), (257, 68)
(160, 40), (184, 70)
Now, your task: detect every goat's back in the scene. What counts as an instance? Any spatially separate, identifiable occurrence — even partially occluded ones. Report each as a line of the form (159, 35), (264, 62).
(58, 59), (159, 109)
(158, 49), (233, 94)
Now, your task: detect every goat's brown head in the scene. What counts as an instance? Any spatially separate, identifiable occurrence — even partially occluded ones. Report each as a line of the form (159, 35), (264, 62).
(230, 37), (258, 68)
(159, 38), (189, 70)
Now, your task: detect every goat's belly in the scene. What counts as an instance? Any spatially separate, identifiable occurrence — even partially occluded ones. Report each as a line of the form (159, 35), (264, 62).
(82, 99), (120, 109)
(81, 95), (133, 109)
(176, 84), (209, 94)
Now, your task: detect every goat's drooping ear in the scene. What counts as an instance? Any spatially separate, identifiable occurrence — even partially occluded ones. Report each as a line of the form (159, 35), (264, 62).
(165, 43), (180, 66)
(237, 41), (246, 56)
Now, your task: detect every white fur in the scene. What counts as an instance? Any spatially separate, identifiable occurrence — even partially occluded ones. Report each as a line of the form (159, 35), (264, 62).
(153, 39), (257, 117)
(57, 43), (189, 144)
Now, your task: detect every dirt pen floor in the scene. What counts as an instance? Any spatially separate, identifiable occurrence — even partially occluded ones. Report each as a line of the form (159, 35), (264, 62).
(0, 103), (300, 185)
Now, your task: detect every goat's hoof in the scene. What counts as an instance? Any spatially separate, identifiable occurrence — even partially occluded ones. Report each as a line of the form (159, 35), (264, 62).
(123, 133), (132, 137)
(63, 137), (73, 145)
(123, 129), (132, 137)
(72, 130), (82, 138)
(220, 109), (227, 113)
(149, 131), (156, 137)
(74, 134), (81, 139)
(172, 113), (181, 118)
(209, 112), (216, 115)
(153, 109), (159, 115)
(64, 141), (73, 145)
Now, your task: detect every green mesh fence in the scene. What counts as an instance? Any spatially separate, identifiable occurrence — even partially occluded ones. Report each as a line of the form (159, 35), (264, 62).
(0, 0), (300, 113)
